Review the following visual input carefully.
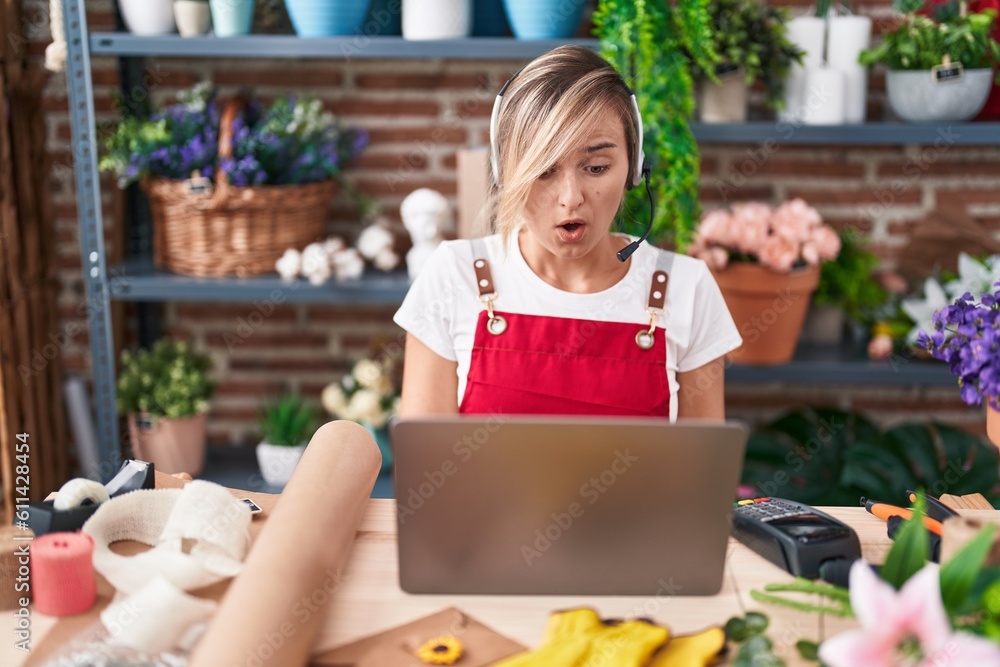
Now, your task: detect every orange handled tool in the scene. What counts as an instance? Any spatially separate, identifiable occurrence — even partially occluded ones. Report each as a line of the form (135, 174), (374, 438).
(863, 499), (944, 536)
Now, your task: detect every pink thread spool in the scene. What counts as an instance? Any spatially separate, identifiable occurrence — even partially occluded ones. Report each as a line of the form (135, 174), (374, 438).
(30, 532), (96, 616)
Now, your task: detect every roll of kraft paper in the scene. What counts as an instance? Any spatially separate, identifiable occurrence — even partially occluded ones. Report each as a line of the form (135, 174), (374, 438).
(31, 531), (96, 616)
(802, 68), (847, 125)
(827, 15), (872, 124)
(188, 420), (382, 667)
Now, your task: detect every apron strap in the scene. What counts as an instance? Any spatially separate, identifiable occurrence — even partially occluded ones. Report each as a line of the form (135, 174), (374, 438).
(647, 251), (674, 311)
(469, 239), (496, 299)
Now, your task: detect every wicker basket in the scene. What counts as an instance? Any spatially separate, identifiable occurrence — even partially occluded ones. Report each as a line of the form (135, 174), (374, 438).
(143, 97), (337, 278)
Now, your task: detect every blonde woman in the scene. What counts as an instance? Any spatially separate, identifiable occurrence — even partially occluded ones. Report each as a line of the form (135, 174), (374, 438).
(394, 45), (741, 421)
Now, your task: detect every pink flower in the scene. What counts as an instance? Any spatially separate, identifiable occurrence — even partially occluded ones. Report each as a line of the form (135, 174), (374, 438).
(757, 234), (800, 273)
(867, 333), (894, 360)
(703, 246), (729, 271)
(697, 209), (737, 247)
(809, 225), (842, 262)
(730, 202), (772, 255)
(773, 198), (821, 243)
(820, 561), (1000, 667)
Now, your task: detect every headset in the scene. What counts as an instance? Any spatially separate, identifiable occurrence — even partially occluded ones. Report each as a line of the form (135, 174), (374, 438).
(488, 66), (654, 262)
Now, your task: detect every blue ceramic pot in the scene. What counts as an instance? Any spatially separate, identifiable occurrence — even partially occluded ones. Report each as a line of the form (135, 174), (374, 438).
(367, 0), (402, 36)
(502, 0), (585, 39)
(210, 0), (256, 37)
(284, 0), (373, 37)
(473, 0), (510, 37)
(364, 423), (393, 473)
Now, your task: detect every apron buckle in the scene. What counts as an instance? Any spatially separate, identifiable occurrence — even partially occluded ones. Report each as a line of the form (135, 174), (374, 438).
(635, 308), (660, 350)
(479, 294), (507, 336)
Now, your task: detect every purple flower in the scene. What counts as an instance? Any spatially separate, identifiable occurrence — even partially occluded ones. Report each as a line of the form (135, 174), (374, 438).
(921, 286), (1000, 408)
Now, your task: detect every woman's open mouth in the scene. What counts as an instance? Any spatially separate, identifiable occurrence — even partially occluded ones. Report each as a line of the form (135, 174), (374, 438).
(557, 220), (586, 242)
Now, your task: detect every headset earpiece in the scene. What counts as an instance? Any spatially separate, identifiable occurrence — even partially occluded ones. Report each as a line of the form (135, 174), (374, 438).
(490, 73), (647, 191)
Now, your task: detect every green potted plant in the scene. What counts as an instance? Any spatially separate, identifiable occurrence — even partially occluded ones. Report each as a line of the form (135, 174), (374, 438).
(692, 0), (805, 123)
(117, 339), (215, 476)
(256, 393), (320, 487)
(803, 230), (888, 345)
(859, 0), (1000, 121)
(592, 0), (719, 249)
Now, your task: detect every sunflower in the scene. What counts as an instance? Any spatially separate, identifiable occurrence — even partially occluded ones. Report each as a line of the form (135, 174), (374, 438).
(415, 634), (463, 664)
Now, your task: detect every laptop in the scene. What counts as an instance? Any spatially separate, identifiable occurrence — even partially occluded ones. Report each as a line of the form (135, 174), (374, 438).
(391, 415), (749, 595)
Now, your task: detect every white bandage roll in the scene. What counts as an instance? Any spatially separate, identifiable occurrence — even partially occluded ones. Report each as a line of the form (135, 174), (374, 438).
(53, 478), (111, 510)
(101, 575), (217, 653)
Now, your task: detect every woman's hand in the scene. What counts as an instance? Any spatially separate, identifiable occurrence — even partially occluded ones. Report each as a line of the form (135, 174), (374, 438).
(399, 333), (460, 416)
(676, 356), (727, 421)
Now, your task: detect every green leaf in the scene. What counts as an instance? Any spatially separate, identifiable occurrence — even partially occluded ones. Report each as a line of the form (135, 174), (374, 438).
(883, 423), (941, 489)
(725, 616), (749, 642)
(880, 494), (930, 589)
(840, 441), (918, 497)
(744, 612), (769, 636)
(796, 639), (820, 661)
(941, 524), (998, 614)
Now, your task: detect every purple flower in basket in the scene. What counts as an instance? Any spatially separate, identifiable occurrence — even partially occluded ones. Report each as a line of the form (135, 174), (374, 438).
(918, 280), (1000, 411)
(100, 85), (366, 189)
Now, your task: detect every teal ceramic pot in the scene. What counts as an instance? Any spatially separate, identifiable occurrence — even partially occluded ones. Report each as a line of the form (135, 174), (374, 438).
(210, 0), (256, 36)
(285, 0), (373, 36)
(502, 0), (585, 39)
(364, 423), (393, 473)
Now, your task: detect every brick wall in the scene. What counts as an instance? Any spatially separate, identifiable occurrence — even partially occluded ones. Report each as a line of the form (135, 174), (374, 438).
(27, 0), (1000, 448)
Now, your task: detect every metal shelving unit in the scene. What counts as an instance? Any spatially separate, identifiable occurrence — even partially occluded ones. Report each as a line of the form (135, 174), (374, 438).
(66, 0), (976, 477)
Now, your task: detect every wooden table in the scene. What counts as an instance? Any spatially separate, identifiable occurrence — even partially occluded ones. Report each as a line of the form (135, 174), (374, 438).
(7, 500), (999, 666)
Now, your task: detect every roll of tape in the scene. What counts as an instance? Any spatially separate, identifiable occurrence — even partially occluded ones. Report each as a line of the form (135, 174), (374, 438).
(53, 478), (110, 511)
(31, 531), (96, 616)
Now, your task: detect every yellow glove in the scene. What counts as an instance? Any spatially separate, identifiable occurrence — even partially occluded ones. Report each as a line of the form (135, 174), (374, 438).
(493, 607), (669, 667)
(647, 626), (726, 667)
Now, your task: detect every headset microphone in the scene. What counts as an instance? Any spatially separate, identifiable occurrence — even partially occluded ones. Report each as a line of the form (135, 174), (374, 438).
(616, 164), (654, 263)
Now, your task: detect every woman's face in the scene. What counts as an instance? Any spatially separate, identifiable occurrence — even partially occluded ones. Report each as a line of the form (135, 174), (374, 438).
(520, 107), (630, 261)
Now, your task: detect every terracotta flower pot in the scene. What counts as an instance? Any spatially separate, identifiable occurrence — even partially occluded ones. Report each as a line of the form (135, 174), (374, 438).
(128, 412), (207, 476)
(988, 403), (1000, 450)
(711, 263), (821, 365)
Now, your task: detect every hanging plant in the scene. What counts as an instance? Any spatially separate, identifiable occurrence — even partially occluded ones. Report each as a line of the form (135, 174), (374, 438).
(593, 0), (719, 250)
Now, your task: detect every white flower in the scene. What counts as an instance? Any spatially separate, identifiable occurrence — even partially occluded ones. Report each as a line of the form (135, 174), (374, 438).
(944, 253), (1000, 302)
(348, 389), (382, 425)
(301, 243), (332, 286)
(321, 383), (347, 416)
(356, 224), (395, 260)
(353, 359), (383, 390)
(275, 249), (302, 282)
(373, 248), (400, 272)
(323, 236), (346, 260)
(331, 248), (364, 281)
(902, 278), (949, 344)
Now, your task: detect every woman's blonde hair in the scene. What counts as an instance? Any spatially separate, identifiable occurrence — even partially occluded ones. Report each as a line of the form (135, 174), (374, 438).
(485, 45), (638, 248)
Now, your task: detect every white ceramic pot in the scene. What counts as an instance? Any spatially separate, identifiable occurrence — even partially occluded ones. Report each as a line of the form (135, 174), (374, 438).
(887, 68), (994, 122)
(827, 15), (872, 123)
(119, 0), (177, 35)
(402, 0), (472, 40)
(174, 0), (213, 36)
(255, 441), (307, 487)
(698, 69), (747, 123)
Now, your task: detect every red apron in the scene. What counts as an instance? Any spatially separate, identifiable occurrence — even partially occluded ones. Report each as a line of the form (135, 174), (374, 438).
(459, 242), (672, 417)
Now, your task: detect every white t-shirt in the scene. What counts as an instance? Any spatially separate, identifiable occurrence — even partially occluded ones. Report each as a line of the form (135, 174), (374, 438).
(393, 232), (743, 421)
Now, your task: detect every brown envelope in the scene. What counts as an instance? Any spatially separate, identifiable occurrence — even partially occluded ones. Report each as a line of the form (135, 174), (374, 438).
(310, 607), (527, 667)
